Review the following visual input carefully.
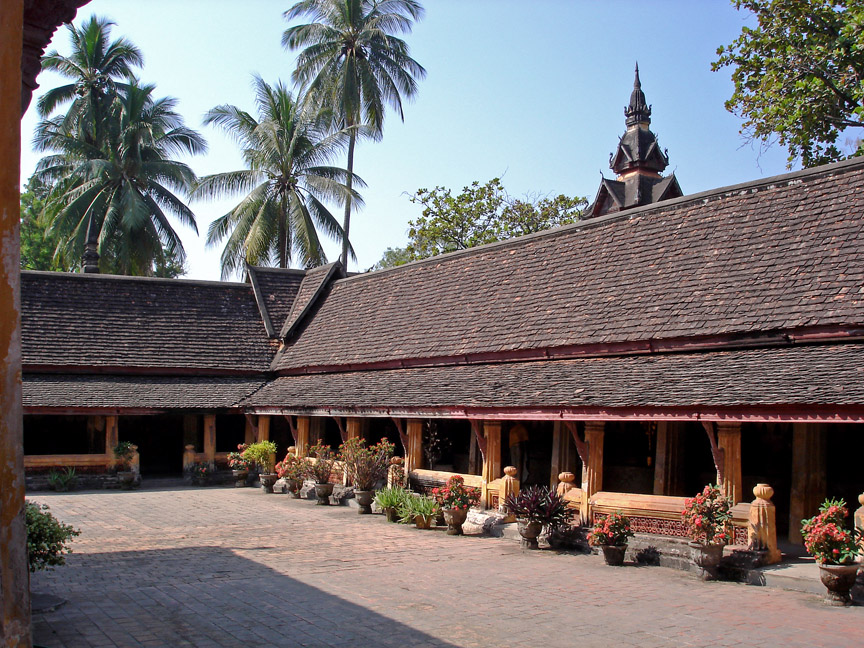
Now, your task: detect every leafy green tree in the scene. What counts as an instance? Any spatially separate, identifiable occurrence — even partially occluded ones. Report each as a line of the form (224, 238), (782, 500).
(283, 0), (426, 268)
(714, 0), (864, 167)
(20, 177), (69, 271)
(34, 78), (205, 275)
(373, 178), (586, 269)
(195, 76), (360, 279)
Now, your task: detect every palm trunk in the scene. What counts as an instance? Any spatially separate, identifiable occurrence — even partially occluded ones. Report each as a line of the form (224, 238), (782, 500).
(278, 196), (288, 268)
(340, 129), (356, 269)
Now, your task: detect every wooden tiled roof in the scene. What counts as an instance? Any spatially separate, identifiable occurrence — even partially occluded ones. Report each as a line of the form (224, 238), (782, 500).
(247, 266), (306, 338)
(273, 158), (864, 374)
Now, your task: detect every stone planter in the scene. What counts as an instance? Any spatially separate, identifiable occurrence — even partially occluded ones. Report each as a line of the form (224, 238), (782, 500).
(415, 514), (434, 529)
(314, 482), (334, 505)
(818, 563), (860, 606)
(285, 479), (302, 498)
(443, 507), (468, 535)
(354, 490), (374, 514)
(232, 469), (248, 488)
(117, 470), (136, 490)
(517, 519), (543, 549)
(689, 542), (725, 581)
(383, 506), (399, 522)
(601, 544), (628, 566)
(259, 473), (278, 494)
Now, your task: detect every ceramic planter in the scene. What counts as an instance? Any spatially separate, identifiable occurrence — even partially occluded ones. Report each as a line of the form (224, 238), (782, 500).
(117, 470), (136, 490)
(689, 542), (724, 581)
(818, 563), (860, 606)
(231, 469), (248, 488)
(354, 489), (374, 514)
(314, 482), (334, 505)
(285, 479), (302, 498)
(443, 507), (468, 535)
(383, 506), (399, 522)
(601, 544), (628, 566)
(259, 473), (278, 494)
(517, 519), (543, 549)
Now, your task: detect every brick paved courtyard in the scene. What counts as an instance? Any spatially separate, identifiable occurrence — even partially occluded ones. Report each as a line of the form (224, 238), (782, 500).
(30, 485), (861, 648)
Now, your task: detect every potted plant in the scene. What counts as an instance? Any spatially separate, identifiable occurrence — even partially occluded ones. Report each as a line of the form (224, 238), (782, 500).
(373, 486), (411, 522)
(504, 485), (574, 549)
(398, 493), (438, 529)
(227, 443), (251, 487)
(274, 450), (300, 497)
(339, 437), (395, 514)
(432, 476), (480, 535)
(243, 440), (278, 493)
(184, 461), (213, 486)
(589, 510), (635, 565)
(801, 498), (863, 606)
(304, 443), (339, 505)
(113, 441), (137, 490)
(47, 467), (77, 492)
(682, 483), (732, 580)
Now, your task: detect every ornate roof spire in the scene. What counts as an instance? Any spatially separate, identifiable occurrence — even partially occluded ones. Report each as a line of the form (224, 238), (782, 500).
(625, 63), (651, 128)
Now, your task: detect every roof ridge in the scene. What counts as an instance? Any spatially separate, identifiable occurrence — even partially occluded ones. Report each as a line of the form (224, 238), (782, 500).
(335, 155), (864, 286)
(21, 270), (251, 289)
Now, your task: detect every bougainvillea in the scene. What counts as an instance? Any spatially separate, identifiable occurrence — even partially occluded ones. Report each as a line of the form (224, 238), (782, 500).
(801, 498), (862, 565)
(682, 484), (732, 545)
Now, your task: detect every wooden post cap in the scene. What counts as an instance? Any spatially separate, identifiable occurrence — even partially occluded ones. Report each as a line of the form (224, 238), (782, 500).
(184, 444), (195, 451)
(503, 466), (517, 477)
(287, 446), (296, 456)
(753, 483), (774, 501)
(558, 471), (576, 483)
(390, 456), (404, 465)
(859, 492), (864, 507)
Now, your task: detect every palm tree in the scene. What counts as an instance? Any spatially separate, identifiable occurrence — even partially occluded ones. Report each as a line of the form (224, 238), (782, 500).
(195, 76), (362, 279)
(38, 15), (143, 147)
(34, 78), (206, 275)
(282, 0), (426, 268)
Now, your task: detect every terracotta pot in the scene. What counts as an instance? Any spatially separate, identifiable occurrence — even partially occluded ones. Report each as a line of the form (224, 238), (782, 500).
(383, 506), (399, 522)
(232, 469), (248, 488)
(414, 514), (433, 529)
(259, 473), (278, 494)
(117, 470), (136, 491)
(818, 563), (860, 606)
(314, 482), (334, 505)
(354, 490), (374, 514)
(601, 544), (628, 566)
(517, 519), (543, 549)
(689, 542), (725, 581)
(443, 507), (468, 535)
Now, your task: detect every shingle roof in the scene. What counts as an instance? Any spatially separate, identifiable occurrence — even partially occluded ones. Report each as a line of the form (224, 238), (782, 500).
(247, 266), (306, 337)
(21, 272), (277, 372)
(23, 375), (265, 411)
(273, 158), (864, 374)
(278, 262), (342, 340)
(250, 343), (864, 414)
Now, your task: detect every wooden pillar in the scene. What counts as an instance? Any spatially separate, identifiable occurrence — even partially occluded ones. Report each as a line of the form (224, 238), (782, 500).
(653, 421), (682, 496)
(481, 421), (502, 508)
(309, 417), (324, 445)
(203, 415), (216, 464)
(717, 422), (742, 504)
(244, 415), (256, 445)
(405, 419), (423, 473)
(105, 415), (118, 465)
(581, 421), (605, 522)
(0, 2), (30, 643)
(346, 417), (366, 442)
(295, 416), (310, 456)
(789, 423), (826, 544)
(550, 421), (574, 490)
(257, 415), (270, 442)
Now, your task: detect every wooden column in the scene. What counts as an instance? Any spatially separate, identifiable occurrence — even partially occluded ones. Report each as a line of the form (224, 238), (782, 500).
(257, 415), (270, 442)
(717, 422), (743, 504)
(309, 417), (325, 445)
(244, 415), (256, 445)
(581, 421), (605, 522)
(481, 421), (502, 507)
(789, 423), (827, 544)
(405, 419), (423, 472)
(295, 416), (310, 456)
(653, 421), (682, 496)
(105, 415), (118, 460)
(0, 1), (29, 643)
(203, 415), (216, 464)
(346, 417), (366, 442)
(550, 421), (574, 490)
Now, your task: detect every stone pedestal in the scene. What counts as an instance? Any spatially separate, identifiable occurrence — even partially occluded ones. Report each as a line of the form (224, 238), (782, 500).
(747, 483), (781, 564)
(499, 466), (519, 522)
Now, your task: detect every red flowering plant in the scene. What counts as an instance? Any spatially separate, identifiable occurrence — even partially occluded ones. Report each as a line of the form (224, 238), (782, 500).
(589, 510), (635, 547)
(275, 452), (304, 482)
(432, 475), (480, 511)
(801, 498), (862, 565)
(681, 484), (732, 545)
(227, 444), (251, 471)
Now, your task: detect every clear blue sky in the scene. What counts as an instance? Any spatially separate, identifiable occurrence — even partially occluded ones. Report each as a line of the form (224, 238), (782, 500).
(20, 0), (799, 281)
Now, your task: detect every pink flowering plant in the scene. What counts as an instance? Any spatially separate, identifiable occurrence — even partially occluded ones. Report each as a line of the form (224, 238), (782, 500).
(801, 498), (862, 565)
(589, 510), (635, 547)
(275, 452), (304, 482)
(682, 484), (732, 545)
(227, 443), (252, 471)
(432, 475), (480, 511)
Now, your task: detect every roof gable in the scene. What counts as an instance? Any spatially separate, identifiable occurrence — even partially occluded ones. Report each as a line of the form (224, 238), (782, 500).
(277, 262), (343, 341)
(247, 266), (306, 338)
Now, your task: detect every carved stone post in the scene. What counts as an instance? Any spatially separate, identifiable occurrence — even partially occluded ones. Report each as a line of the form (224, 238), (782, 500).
(748, 483), (781, 564)
(295, 417), (310, 456)
(716, 422), (742, 504)
(789, 423), (826, 544)
(405, 419), (423, 473)
(556, 471), (576, 497)
(581, 421), (605, 523)
(203, 414), (216, 464)
(499, 466), (519, 522)
(387, 456), (405, 488)
(481, 421), (502, 508)
(855, 493), (864, 552)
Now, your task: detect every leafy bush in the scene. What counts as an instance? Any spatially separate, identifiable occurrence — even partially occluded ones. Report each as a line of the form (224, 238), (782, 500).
(398, 493), (437, 523)
(113, 441), (136, 470)
(801, 498), (862, 565)
(242, 440), (278, 474)
(48, 467), (77, 491)
(303, 443), (338, 484)
(589, 510), (635, 546)
(374, 486), (411, 510)
(25, 501), (80, 572)
(339, 437), (394, 490)
(682, 484), (732, 545)
(504, 485), (573, 531)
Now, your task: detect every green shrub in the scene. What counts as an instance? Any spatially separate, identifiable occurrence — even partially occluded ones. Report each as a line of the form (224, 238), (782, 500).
(48, 467), (77, 491)
(25, 501), (80, 572)
(374, 486), (411, 511)
(242, 440), (278, 473)
(398, 493), (437, 523)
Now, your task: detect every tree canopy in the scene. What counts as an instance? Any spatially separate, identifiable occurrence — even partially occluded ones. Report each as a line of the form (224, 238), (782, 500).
(714, 0), (864, 167)
(372, 178), (586, 269)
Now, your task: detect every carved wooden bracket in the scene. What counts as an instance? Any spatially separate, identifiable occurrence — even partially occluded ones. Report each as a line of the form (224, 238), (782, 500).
(701, 421), (725, 483)
(563, 421), (589, 466)
(391, 417), (409, 455)
(470, 420), (487, 460)
(244, 413), (258, 436)
(332, 416), (347, 443)
(284, 415), (298, 445)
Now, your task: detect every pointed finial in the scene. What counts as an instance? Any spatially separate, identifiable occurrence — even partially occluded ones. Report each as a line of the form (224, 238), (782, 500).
(634, 62), (641, 88)
(625, 63), (651, 127)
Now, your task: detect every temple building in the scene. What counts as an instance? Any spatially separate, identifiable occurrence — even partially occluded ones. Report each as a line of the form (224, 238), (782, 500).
(19, 73), (864, 554)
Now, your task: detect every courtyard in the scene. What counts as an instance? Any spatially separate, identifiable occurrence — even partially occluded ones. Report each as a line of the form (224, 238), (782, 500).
(30, 485), (862, 648)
